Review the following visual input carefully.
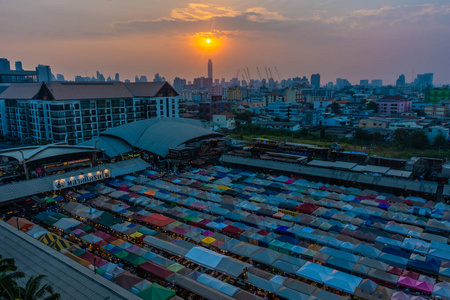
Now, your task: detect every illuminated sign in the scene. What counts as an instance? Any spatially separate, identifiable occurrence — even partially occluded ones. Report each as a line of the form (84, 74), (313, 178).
(53, 169), (110, 190)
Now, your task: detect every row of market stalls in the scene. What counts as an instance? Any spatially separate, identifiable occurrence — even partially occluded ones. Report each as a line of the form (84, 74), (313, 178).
(5, 164), (450, 299)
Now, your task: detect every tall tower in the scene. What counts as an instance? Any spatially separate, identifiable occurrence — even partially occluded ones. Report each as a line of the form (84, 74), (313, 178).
(311, 73), (320, 89)
(208, 59), (213, 80)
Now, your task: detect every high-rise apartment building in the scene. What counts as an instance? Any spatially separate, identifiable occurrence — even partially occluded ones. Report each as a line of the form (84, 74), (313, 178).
(208, 59), (213, 80)
(0, 81), (181, 144)
(311, 73), (320, 89)
(15, 61), (23, 71)
(0, 58), (11, 71)
(173, 77), (186, 93)
(36, 65), (52, 82)
(371, 80), (383, 88)
(359, 80), (369, 88)
(396, 74), (406, 87)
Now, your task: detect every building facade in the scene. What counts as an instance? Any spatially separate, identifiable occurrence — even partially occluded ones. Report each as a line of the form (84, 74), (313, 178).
(427, 87), (450, 104)
(0, 81), (181, 144)
(376, 96), (411, 115)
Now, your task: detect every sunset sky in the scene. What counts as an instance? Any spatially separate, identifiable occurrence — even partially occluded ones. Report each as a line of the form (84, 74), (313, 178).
(2, 0), (450, 85)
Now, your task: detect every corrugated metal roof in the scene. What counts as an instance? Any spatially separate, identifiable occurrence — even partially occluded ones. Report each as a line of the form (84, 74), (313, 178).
(385, 169), (412, 178)
(79, 136), (134, 158)
(0, 82), (42, 99)
(351, 165), (390, 174)
(46, 82), (133, 100)
(99, 118), (224, 157)
(0, 144), (99, 163)
(308, 160), (357, 170)
(0, 158), (149, 203)
(125, 81), (167, 97)
(0, 221), (140, 300)
(221, 155), (438, 194)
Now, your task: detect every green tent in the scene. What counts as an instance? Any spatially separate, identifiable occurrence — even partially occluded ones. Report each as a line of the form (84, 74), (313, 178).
(115, 250), (130, 259)
(167, 263), (185, 273)
(138, 227), (158, 236)
(45, 197), (56, 204)
(183, 215), (196, 222)
(137, 283), (176, 300)
(72, 249), (86, 256)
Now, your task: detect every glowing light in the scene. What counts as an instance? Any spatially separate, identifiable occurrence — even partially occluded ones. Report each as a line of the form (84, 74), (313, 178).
(193, 33), (222, 53)
(206, 38), (211, 44)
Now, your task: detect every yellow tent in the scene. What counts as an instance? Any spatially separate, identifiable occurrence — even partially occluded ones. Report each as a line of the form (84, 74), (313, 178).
(130, 232), (143, 239)
(64, 252), (91, 267)
(37, 232), (60, 245)
(217, 185), (231, 190)
(110, 238), (126, 246)
(201, 236), (216, 245)
(49, 238), (73, 251)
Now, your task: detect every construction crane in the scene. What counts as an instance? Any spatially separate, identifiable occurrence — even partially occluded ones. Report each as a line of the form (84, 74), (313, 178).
(256, 67), (262, 80)
(236, 69), (240, 80)
(246, 67), (251, 81)
(268, 68), (274, 81)
(274, 67), (281, 81)
(264, 67), (270, 80)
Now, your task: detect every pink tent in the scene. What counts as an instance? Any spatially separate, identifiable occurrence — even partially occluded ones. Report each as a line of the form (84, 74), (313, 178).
(190, 202), (209, 210)
(402, 270), (420, 280)
(125, 244), (142, 253)
(171, 226), (190, 236)
(414, 281), (434, 294)
(202, 230), (214, 237)
(117, 184), (129, 192)
(398, 276), (418, 289)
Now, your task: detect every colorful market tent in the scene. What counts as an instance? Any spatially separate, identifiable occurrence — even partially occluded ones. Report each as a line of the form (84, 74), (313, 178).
(136, 283), (176, 300)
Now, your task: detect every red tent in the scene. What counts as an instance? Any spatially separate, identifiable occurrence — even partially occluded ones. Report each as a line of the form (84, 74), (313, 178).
(295, 203), (319, 214)
(387, 266), (404, 276)
(222, 225), (245, 236)
(139, 261), (174, 279)
(141, 214), (174, 227)
(403, 200), (415, 206)
(257, 230), (270, 236)
(114, 272), (143, 289)
(402, 270), (420, 280)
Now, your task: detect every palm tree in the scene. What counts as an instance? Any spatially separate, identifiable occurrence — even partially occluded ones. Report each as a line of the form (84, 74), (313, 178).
(0, 256), (60, 300)
(0, 255), (25, 298)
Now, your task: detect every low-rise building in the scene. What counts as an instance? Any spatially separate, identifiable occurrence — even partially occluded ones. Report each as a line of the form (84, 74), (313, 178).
(359, 118), (390, 129)
(254, 120), (301, 131)
(425, 126), (449, 144)
(376, 95), (412, 115)
(424, 105), (449, 117)
(212, 112), (236, 130)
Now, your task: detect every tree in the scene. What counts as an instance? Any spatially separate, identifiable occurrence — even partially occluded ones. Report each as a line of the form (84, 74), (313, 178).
(235, 111), (254, 124)
(366, 101), (379, 113)
(273, 117), (281, 122)
(329, 102), (341, 114)
(0, 256), (60, 300)
(412, 109), (426, 117)
(392, 128), (410, 147)
(410, 130), (429, 149)
(354, 128), (372, 142)
(433, 132), (448, 150)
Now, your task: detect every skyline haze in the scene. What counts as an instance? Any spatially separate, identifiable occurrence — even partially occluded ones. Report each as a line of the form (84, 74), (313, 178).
(1, 0), (449, 85)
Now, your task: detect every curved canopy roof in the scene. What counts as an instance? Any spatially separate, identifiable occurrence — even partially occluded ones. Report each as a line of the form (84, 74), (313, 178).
(81, 118), (224, 158)
(0, 144), (99, 164)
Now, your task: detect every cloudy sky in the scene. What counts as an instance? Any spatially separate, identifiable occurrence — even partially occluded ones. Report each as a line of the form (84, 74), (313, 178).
(2, 0), (449, 85)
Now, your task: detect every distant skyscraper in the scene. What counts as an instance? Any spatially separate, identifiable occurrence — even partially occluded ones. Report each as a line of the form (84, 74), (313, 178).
(173, 77), (186, 93)
(36, 65), (52, 82)
(96, 71), (105, 82)
(208, 59), (213, 79)
(396, 74), (405, 87)
(360, 80), (369, 88)
(15, 61), (23, 71)
(115, 73), (120, 82)
(414, 73), (433, 88)
(153, 73), (165, 82)
(336, 78), (351, 90)
(371, 79), (383, 88)
(311, 73), (320, 89)
(56, 74), (65, 81)
(0, 58), (11, 71)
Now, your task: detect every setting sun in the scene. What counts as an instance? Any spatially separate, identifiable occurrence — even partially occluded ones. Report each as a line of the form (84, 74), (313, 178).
(192, 32), (223, 53)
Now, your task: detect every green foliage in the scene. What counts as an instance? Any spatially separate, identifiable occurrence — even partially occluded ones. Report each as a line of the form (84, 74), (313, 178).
(433, 132), (448, 150)
(0, 255), (60, 300)
(234, 111), (254, 124)
(392, 128), (410, 148)
(329, 102), (341, 114)
(366, 101), (379, 113)
(410, 130), (429, 149)
(412, 109), (426, 117)
(354, 128), (372, 142)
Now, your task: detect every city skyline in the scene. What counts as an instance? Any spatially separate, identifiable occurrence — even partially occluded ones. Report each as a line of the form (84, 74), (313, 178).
(1, 0), (450, 85)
